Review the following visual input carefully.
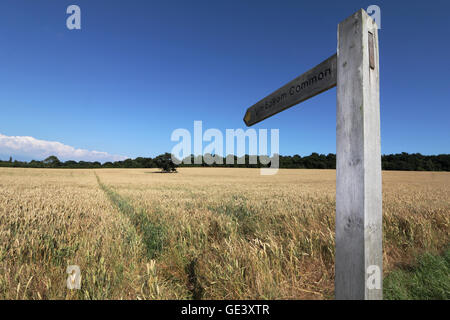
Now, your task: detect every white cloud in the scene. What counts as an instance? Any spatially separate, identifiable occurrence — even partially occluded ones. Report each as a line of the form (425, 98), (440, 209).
(0, 133), (128, 163)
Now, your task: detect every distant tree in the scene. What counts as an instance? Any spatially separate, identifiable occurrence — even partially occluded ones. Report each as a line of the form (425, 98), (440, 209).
(29, 160), (42, 168)
(0, 152), (449, 172)
(64, 160), (78, 168)
(154, 153), (177, 173)
(123, 158), (135, 168)
(103, 162), (114, 168)
(43, 155), (61, 167)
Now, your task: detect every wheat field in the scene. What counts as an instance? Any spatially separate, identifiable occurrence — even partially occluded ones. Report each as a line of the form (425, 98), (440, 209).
(0, 167), (448, 299)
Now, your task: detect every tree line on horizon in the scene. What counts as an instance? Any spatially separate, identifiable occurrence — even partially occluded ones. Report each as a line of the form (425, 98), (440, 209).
(0, 152), (449, 171)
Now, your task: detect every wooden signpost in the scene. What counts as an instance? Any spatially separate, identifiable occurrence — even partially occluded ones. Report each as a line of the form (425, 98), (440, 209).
(243, 9), (382, 300)
(244, 54), (337, 127)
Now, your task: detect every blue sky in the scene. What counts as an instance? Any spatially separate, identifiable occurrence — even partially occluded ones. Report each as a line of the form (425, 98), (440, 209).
(0, 0), (449, 161)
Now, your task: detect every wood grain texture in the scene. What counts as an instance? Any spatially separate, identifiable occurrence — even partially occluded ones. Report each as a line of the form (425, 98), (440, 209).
(335, 9), (382, 300)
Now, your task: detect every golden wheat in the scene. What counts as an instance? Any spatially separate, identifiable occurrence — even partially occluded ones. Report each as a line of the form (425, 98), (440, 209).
(0, 167), (448, 299)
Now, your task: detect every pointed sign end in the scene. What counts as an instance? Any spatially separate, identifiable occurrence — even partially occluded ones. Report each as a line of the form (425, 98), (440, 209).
(243, 110), (252, 127)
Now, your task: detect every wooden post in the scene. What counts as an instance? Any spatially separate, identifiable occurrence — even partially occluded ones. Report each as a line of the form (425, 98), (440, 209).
(336, 9), (382, 299)
(242, 8), (383, 300)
